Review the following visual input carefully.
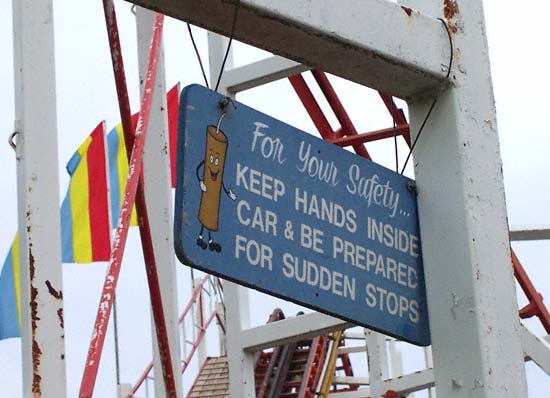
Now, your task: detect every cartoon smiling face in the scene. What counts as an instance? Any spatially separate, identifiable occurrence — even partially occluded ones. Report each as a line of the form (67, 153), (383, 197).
(207, 150), (221, 181)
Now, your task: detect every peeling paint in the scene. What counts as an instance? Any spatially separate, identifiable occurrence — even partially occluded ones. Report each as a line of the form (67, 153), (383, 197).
(27, 247), (42, 396)
(30, 247), (42, 395)
(443, 0), (459, 20)
(32, 339), (42, 394)
(57, 308), (64, 329)
(45, 280), (63, 300)
(401, 6), (413, 17)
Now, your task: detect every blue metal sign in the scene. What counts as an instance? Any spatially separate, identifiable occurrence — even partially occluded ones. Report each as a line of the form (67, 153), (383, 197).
(174, 85), (430, 346)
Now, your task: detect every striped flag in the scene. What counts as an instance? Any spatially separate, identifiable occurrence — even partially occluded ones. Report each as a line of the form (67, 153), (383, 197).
(61, 122), (112, 263)
(0, 85), (180, 339)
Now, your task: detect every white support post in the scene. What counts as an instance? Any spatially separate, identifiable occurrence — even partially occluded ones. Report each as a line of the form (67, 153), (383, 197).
(193, 277), (207, 366)
(364, 330), (389, 398)
(136, 7), (182, 398)
(117, 383), (133, 398)
(225, 281), (256, 397)
(208, 30), (256, 397)
(12, 1), (67, 397)
(388, 339), (404, 379)
(208, 32), (233, 91)
(424, 346), (436, 398)
(404, 1), (528, 397)
(216, 302), (226, 357)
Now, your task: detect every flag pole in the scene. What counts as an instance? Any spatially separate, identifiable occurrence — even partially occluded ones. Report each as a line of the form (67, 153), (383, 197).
(100, 120), (122, 389)
(113, 295), (121, 386)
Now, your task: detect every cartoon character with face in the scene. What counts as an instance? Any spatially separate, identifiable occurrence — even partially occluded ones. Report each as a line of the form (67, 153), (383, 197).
(195, 125), (236, 252)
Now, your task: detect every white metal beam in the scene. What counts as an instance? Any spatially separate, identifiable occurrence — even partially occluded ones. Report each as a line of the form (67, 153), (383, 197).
(328, 369), (435, 398)
(125, 0), (451, 100)
(510, 226), (550, 241)
(136, 8), (183, 397)
(365, 330), (389, 398)
(241, 312), (352, 352)
(225, 282), (256, 397)
(12, 1), (67, 396)
(407, 1), (528, 397)
(337, 345), (366, 355)
(332, 376), (370, 386)
(220, 56), (310, 94)
(520, 324), (550, 376)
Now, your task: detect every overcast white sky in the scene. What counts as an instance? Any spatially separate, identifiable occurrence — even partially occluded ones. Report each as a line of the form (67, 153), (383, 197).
(1, 1), (549, 397)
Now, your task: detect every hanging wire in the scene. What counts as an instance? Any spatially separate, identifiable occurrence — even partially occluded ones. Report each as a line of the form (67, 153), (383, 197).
(392, 118), (399, 172)
(214, 0), (241, 92)
(187, 23), (210, 89)
(390, 99), (399, 173)
(216, 112), (227, 134)
(400, 18), (454, 175)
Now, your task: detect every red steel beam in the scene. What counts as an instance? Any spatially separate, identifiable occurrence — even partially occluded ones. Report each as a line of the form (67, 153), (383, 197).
(181, 311), (218, 374)
(511, 249), (550, 333)
(132, 310), (222, 396)
(178, 275), (209, 323)
(311, 70), (370, 159)
(132, 275), (211, 394)
(379, 92), (407, 126)
(288, 74), (336, 140)
(379, 92), (411, 147)
(79, 6), (177, 397)
(330, 125), (410, 148)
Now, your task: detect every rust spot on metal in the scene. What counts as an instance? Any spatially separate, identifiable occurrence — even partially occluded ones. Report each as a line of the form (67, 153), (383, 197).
(32, 339), (42, 394)
(45, 280), (63, 300)
(29, 248), (35, 279)
(29, 247), (42, 394)
(30, 285), (39, 322)
(57, 308), (64, 329)
(444, 0), (459, 35)
(31, 283), (42, 394)
(444, 0), (459, 20)
(401, 6), (413, 17)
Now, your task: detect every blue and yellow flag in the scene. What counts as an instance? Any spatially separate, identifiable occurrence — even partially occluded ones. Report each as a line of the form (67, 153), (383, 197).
(0, 235), (21, 340)
(106, 122), (139, 229)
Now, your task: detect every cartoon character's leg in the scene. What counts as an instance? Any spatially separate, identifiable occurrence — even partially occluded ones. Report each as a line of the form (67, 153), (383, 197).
(208, 231), (222, 253)
(196, 225), (207, 249)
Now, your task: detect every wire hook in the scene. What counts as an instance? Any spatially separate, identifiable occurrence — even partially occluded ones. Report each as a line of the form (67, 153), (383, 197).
(216, 112), (227, 135)
(8, 131), (18, 152)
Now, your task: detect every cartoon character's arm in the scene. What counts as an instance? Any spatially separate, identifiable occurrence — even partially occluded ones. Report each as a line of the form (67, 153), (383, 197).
(196, 160), (207, 192)
(222, 181), (237, 201)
